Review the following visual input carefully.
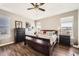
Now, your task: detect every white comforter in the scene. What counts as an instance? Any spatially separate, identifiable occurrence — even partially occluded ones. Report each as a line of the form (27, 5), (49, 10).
(37, 34), (57, 45)
(50, 34), (57, 45)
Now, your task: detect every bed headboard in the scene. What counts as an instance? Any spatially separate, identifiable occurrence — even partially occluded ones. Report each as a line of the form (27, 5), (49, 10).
(40, 30), (58, 35)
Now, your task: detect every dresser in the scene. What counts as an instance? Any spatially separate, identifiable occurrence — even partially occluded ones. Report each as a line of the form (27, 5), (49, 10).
(14, 28), (25, 43)
(59, 35), (70, 46)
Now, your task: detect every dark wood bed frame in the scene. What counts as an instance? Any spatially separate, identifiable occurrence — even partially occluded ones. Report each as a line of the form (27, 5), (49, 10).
(25, 30), (58, 56)
(25, 35), (50, 55)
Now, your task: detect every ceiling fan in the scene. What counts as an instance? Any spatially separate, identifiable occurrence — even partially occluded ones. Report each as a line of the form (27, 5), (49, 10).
(27, 3), (45, 11)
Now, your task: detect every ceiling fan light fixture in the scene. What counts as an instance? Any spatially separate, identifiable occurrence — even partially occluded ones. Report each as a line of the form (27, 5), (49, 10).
(27, 3), (45, 12)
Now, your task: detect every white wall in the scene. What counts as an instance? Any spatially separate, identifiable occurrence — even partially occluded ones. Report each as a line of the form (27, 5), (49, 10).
(36, 16), (60, 30)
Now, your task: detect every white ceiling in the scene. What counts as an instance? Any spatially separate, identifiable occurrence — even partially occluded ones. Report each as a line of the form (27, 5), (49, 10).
(0, 3), (79, 20)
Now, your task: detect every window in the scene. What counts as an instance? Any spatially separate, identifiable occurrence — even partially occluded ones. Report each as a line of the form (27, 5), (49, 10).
(60, 16), (73, 36)
(0, 17), (10, 36)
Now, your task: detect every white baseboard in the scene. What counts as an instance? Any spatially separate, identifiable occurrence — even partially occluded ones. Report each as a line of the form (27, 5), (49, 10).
(0, 41), (14, 47)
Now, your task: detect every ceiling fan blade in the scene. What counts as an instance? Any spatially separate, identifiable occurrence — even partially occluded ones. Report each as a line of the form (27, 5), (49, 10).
(40, 3), (45, 6)
(31, 3), (35, 6)
(27, 8), (34, 10)
(39, 8), (45, 11)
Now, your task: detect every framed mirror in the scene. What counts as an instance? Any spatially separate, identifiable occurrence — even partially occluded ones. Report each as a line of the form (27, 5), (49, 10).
(15, 21), (22, 28)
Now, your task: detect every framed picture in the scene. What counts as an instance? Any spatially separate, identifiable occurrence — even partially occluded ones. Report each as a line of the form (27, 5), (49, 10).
(15, 21), (22, 28)
(26, 22), (30, 28)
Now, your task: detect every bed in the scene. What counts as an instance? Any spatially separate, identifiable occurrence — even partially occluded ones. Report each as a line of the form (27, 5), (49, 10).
(25, 30), (58, 56)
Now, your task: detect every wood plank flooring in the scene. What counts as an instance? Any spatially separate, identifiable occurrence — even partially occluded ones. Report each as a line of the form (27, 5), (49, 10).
(52, 44), (79, 56)
(0, 42), (79, 56)
(0, 42), (44, 56)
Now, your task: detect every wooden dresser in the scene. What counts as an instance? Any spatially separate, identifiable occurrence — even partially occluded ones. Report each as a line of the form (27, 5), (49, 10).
(14, 28), (25, 43)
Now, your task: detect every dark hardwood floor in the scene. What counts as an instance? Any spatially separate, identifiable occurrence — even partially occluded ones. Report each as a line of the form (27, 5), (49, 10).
(0, 42), (44, 56)
(0, 42), (79, 56)
(52, 44), (79, 56)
